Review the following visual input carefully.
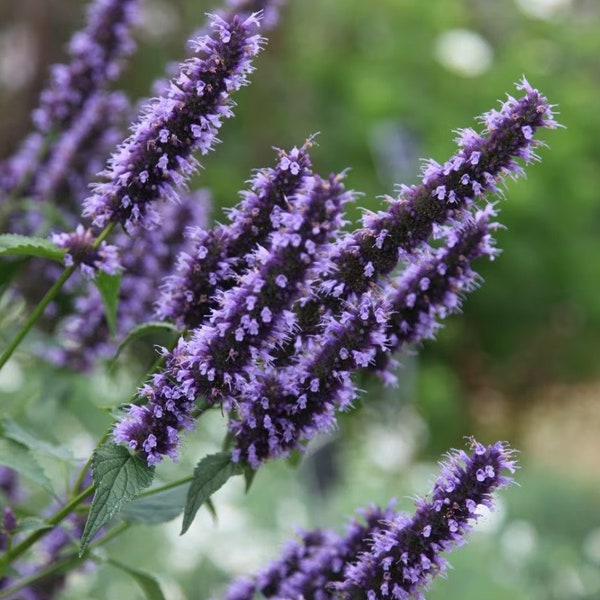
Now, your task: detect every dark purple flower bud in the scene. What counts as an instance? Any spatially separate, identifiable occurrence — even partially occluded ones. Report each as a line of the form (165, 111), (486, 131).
(83, 13), (265, 233)
(2, 507), (18, 534)
(338, 440), (517, 599)
(225, 503), (396, 600)
(51, 224), (120, 278)
(115, 173), (350, 466)
(316, 79), (556, 301)
(156, 140), (314, 328)
(0, 466), (24, 504)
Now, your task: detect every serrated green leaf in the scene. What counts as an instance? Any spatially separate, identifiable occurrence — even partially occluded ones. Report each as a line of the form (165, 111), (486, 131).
(181, 452), (243, 535)
(114, 321), (180, 360)
(205, 497), (217, 523)
(1, 419), (73, 462)
(0, 438), (55, 494)
(93, 271), (121, 336)
(14, 517), (54, 534)
(80, 443), (154, 555)
(121, 483), (189, 524)
(108, 559), (166, 600)
(0, 234), (64, 262)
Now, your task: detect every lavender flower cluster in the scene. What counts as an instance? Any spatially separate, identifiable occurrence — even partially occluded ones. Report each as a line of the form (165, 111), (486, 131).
(224, 440), (517, 599)
(112, 78), (556, 469)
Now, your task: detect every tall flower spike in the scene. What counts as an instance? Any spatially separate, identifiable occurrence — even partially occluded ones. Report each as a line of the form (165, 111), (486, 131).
(225, 503), (397, 600)
(0, 0), (139, 197)
(229, 207), (498, 466)
(114, 172), (350, 466)
(371, 204), (500, 383)
(156, 140), (314, 328)
(83, 13), (265, 232)
(338, 440), (517, 599)
(222, 441), (516, 600)
(321, 79), (555, 299)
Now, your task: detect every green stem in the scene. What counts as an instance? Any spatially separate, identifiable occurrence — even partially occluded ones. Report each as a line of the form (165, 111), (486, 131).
(135, 475), (194, 499)
(0, 521), (129, 599)
(0, 222), (115, 371)
(1, 485), (94, 569)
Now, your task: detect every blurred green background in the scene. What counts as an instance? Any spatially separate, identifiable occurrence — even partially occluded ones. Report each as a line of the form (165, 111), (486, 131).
(1, 0), (600, 598)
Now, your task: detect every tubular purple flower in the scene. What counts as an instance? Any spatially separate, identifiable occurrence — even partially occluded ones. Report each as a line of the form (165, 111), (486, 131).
(224, 503), (397, 600)
(82, 13), (265, 232)
(156, 140), (314, 328)
(298, 79), (556, 318)
(114, 172), (350, 465)
(51, 224), (120, 278)
(338, 440), (517, 599)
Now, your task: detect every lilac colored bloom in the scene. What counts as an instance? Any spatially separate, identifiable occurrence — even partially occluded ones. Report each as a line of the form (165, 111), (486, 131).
(337, 440), (517, 599)
(291, 80), (556, 336)
(83, 13), (265, 233)
(225, 503), (396, 600)
(115, 173), (349, 465)
(156, 140), (314, 328)
(51, 224), (120, 278)
(0, 0), (138, 197)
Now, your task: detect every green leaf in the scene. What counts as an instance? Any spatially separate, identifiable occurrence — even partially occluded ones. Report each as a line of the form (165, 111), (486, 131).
(243, 464), (257, 493)
(93, 271), (121, 336)
(121, 483), (189, 524)
(181, 452), (243, 535)
(205, 497), (217, 522)
(80, 443), (154, 555)
(1, 419), (73, 461)
(114, 321), (180, 360)
(108, 559), (166, 600)
(0, 438), (55, 494)
(0, 234), (65, 262)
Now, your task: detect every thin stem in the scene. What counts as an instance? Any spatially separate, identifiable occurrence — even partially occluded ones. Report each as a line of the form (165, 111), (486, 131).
(0, 223), (115, 371)
(1, 485), (94, 568)
(0, 521), (130, 599)
(134, 475), (194, 499)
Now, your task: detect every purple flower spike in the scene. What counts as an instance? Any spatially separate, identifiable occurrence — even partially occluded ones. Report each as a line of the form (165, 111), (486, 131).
(83, 13), (265, 233)
(229, 292), (390, 468)
(338, 440), (517, 599)
(114, 172), (349, 466)
(0, 0), (139, 197)
(319, 79), (556, 300)
(51, 224), (120, 278)
(225, 503), (397, 600)
(156, 140), (314, 328)
(372, 204), (500, 382)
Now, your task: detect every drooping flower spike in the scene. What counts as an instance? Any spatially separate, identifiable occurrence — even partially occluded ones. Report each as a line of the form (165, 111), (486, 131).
(229, 207), (499, 467)
(83, 13), (265, 233)
(223, 440), (517, 600)
(114, 172), (351, 465)
(156, 139), (315, 329)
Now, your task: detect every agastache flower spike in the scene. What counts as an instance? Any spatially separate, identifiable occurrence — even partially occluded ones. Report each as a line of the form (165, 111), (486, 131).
(316, 79), (556, 301)
(225, 503), (397, 600)
(229, 208), (499, 466)
(338, 440), (517, 599)
(83, 13), (265, 232)
(0, 0), (139, 197)
(229, 292), (390, 468)
(156, 140), (314, 328)
(51, 224), (120, 279)
(371, 204), (500, 383)
(114, 173), (350, 465)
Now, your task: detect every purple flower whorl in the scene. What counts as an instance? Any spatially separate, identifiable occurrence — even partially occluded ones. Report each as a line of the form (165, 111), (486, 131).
(83, 13), (265, 233)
